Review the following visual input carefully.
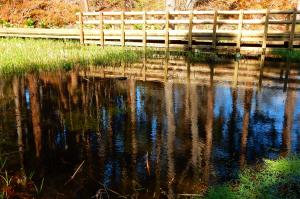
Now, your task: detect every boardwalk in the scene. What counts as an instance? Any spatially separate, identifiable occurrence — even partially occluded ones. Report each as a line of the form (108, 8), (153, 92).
(0, 9), (300, 54)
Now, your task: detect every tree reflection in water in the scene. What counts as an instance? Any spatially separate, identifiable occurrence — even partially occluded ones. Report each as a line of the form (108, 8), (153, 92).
(0, 58), (300, 198)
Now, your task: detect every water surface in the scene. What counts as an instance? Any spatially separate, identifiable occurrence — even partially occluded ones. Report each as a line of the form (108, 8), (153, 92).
(0, 58), (300, 198)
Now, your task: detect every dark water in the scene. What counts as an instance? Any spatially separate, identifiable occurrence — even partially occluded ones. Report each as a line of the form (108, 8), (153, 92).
(0, 59), (300, 198)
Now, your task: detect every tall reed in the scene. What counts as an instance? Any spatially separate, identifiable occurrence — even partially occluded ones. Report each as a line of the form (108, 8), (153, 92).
(0, 38), (144, 74)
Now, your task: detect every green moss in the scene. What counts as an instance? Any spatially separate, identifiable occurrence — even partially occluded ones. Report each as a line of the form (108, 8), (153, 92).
(205, 156), (300, 199)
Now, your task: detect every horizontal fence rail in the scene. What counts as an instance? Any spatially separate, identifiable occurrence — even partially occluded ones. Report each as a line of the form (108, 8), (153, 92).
(75, 9), (300, 53)
(0, 9), (300, 54)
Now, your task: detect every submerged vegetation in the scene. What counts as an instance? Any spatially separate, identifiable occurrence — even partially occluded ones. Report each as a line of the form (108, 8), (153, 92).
(273, 49), (300, 62)
(0, 157), (44, 198)
(0, 38), (146, 74)
(205, 156), (300, 199)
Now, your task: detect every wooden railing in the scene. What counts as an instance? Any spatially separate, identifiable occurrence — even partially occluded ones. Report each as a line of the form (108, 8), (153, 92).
(0, 10), (299, 54)
(76, 9), (300, 52)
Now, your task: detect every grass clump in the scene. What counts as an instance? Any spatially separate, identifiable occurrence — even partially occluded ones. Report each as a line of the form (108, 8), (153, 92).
(205, 156), (300, 199)
(0, 38), (145, 75)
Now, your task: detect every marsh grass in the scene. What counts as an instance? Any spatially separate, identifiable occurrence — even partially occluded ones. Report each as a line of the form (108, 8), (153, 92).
(0, 38), (224, 75)
(0, 38), (146, 74)
(205, 156), (300, 199)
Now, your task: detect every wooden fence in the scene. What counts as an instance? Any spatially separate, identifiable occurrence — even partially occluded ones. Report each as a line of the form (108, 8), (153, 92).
(76, 9), (300, 53)
(0, 9), (300, 54)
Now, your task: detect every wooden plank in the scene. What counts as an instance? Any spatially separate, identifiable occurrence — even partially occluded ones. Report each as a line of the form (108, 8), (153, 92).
(2, 28), (299, 39)
(286, 13), (291, 32)
(262, 9), (270, 50)
(143, 11), (147, 49)
(289, 9), (297, 49)
(261, 10), (270, 67)
(165, 11), (170, 52)
(212, 10), (218, 49)
(77, 18), (298, 25)
(79, 12), (84, 44)
(188, 11), (194, 50)
(121, 11), (125, 47)
(237, 10), (244, 52)
(99, 12), (104, 47)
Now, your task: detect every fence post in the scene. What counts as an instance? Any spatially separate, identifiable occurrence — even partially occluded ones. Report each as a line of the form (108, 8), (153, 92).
(286, 12), (291, 32)
(143, 11), (147, 49)
(188, 11), (194, 50)
(212, 10), (218, 49)
(79, 12), (84, 45)
(99, 12), (104, 48)
(121, 11), (125, 47)
(165, 11), (170, 52)
(284, 12), (291, 47)
(236, 9), (244, 53)
(289, 9), (297, 50)
(261, 9), (270, 60)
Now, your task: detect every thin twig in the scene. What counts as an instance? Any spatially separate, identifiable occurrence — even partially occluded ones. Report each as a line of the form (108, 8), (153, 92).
(1, 151), (20, 156)
(178, 193), (204, 196)
(64, 160), (85, 186)
(97, 181), (126, 198)
(88, 172), (127, 198)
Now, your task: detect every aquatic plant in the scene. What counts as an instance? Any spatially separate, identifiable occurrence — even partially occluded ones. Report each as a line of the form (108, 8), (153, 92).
(0, 158), (45, 198)
(33, 178), (44, 196)
(272, 49), (300, 62)
(0, 159), (6, 172)
(0, 171), (12, 197)
(205, 156), (300, 199)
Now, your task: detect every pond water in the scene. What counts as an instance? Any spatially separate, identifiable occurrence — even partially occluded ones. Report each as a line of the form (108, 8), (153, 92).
(0, 58), (300, 198)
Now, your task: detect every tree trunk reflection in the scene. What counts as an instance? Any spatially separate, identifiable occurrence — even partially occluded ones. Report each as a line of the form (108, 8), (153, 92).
(281, 89), (296, 157)
(28, 74), (42, 158)
(13, 77), (24, 169)
(165, 82), (175, 198)
(204, 65), (214, 183)
(240, 87), (253, 168)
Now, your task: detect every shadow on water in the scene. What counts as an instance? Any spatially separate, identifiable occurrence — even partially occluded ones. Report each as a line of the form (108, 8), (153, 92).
(0, 56), (300, 198)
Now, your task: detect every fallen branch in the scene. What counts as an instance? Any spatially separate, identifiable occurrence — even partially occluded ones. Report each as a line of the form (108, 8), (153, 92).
(64, 160), (85, 186)
(98, 182), (127, 199)
(178, 193), (204, 197)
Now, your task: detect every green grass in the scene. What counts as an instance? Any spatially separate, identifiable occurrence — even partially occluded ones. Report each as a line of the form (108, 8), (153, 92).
(205, 156), (300, 199)
(0, 38), (146, 75)
(0, 38), (226, 75)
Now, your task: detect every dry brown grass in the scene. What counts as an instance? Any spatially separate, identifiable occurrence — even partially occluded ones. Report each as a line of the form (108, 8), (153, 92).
(0, 0), (80, 27)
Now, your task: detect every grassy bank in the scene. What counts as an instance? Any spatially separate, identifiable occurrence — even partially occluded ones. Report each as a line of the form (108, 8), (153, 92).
(0, 38), (218, 75)
(205, 156), (300, 199)
(0, 38), (146, 75)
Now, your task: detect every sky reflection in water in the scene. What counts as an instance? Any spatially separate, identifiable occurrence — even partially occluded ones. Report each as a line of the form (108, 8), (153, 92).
(0, 60), (300, 198)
